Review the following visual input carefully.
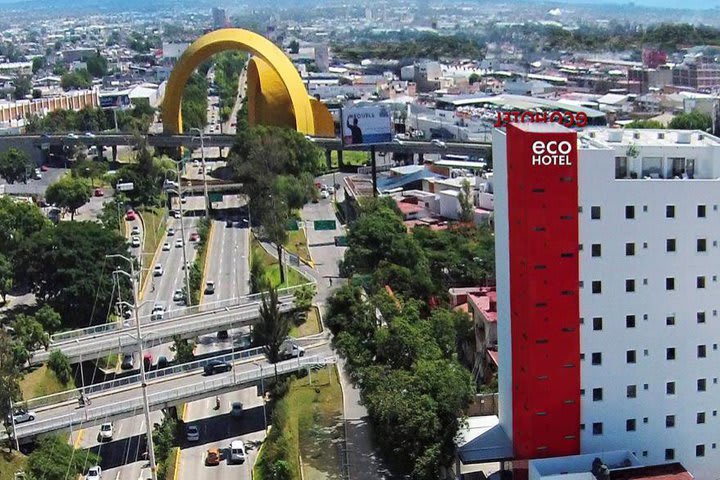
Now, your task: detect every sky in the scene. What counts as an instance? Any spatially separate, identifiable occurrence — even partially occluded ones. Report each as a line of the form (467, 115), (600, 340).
(555, 0), (720, 8)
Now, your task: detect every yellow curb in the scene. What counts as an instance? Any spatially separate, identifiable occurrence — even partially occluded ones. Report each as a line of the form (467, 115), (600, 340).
(172, 446), (182, 480)
(300, 218), (316, 269)
(139, 209), (164, 300)
(181, 403), (187, 421)
(198, 222), (215, 305)
(73, 428), (84, 449)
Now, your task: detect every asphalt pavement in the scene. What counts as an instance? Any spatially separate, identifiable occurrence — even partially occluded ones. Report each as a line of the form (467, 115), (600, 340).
(0, 165), (66, 196)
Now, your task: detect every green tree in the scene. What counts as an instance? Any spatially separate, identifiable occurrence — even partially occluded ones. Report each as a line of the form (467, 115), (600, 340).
(86, 52), (108, 78)
(46, 176), (92, 220)
(0, 196), (48, 260)
(34, 304), (62, 333)
(625, 119), (666, 129)
(32, 88), (42, 99)
(468, 73), (480, 85)
(250, 249), (268, 294)
(72, 157), (108, 186)
(27, 435), (100, 480)
(152, 416), (178, 466)
(0, 252), (12, 304)
(255, 286), (291, 364)
(13, 76), (31, 99)
(47, 350), (72, 384)
(669, 111), (713, 131)
(288, 40), (300, 54)
(0, 147), (31, 184)
(31, 56), (46, 73)
(181, 73), (209, 131)
(292, 283), (316, 311)
(0, 331), (22, 444)
(457, 179), (474, 222)
(13, 314), (49, 354)
(60, 69), (92, 90)
(170, 334), (194, 363)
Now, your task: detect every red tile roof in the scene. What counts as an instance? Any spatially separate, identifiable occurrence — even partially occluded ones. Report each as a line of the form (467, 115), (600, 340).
(468, 292), (498, 323)
(487, 350), (499, 367)
(397, 201), (424, 215)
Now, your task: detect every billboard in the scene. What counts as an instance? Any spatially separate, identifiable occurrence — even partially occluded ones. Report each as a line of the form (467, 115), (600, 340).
(341, 105), (392, 146)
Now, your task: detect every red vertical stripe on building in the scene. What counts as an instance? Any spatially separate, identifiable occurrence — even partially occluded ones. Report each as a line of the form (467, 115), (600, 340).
(506, 124), (581, 461)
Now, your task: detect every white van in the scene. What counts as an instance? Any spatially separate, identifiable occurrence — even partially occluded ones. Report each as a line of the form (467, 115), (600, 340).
(229, 440), (246, 464)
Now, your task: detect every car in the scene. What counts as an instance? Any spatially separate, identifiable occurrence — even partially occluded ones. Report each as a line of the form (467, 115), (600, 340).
(186, 425), (200, 442)
(193, 160), (200, 167)
(229, 440), (246, 464)
(151, 304), (165, 321)
(143, 354), (153, 372)
(217, 330), (229, 340)
(205, 281), (215, 294)
(230, 402), (244, 418)
(66, 133), (78, 139)
(180, 196), (187, 204)
(153, 264), (163, 276)
(205, 448), (221, 466)
(198, 167), (204, 175)
(98, 422), (113, 441)
(226, 219), (233, 227)
(280, 338), (305, 359)
(320, 190), (330, 199)
(34, 168), (42, 180)
(157, 356), (169, 369)
(431, 139), (447, 148)
(189, 232), (200, 242)
(328, 186), (335, 194)
(203, 360), (232, 376)
(85, 466), (102, 480)
(84, 132), (96, 138)
(174, 239), (184, 248)
(126, 211), (136, 221)
(169, 210), (179, 218)
(162, 242), (170, 251)
(121, 353), (134, 370)
(131, 236), (141, 248)
(131, 225), (140, 235)
(173, 289), (185, 303)
(167, 227), (175, 236)
(40, 164), (48, 172)
(94, 188), (104, 197)
(8, 409), (36, 425)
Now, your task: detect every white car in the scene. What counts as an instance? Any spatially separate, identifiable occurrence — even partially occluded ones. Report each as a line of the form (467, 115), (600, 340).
(131, 226), (140, 235)
(229, 440), (246, 464)
(84, 132), (96, 138)
(173, 289), (185, 303)
(186, 425), (200, 442)
(167, 227), (175, 236)
(151, 305), (165, 321)
(162, 242), (170, 251)
(131, 236), (141, 248)
(431, 139), (447, 148)
(86, 466), (102, 480)
(174, 239), (184, 248)
(327, 185), (335, 194)
(98, 422), (113, 441)
(153, 264), (163, 276)
(8, 409), (36, 424)
(320, 190), (330, 199)
(66, 133), (78, 139)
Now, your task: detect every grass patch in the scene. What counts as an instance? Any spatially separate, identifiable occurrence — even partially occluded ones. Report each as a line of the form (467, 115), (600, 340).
(290, 305), (321, 338)
(96, 352), (119, 371)
(284, 229), (311, 263)
(138, 207), (167, 285)
(330, 150), (368, 168)
(251, 238), (305, 289)
(160, 447), (180, 480)
(20, 364), (75, 399)
(255, 367), (344, 480)
(0, 450), (27, 480)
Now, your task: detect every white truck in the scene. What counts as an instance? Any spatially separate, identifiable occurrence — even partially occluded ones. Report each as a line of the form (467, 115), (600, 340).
(280, 338), (305, 359)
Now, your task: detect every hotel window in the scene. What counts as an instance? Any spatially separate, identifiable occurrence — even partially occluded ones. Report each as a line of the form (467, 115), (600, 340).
(627, 385), (637, 398)
(627, 350), (637, 364)
(666, 315), (675, 326)
(592, 353), (602, 365)
(698, 205), (707, 218)
(625, 205), (635, 219)
(697, 276), (706, 289)
(626, 243), (635, 256)
(698, 345), (707, 358)
(697, 445), (706, 457)
(626, 315), (636, 328)
(666, 347), (676, 360)
(592, 281), (602, 294)
(591, 206), (601, 220)
(591, 244), (602, 257)
(666, 415), (675, 427)
(698, 238), (707, 252)
(698, 311), (706, 323)
(698, 378), (707, 392)
(626, 419), (636, 432)
(592, 317), (603, 331)
(666, 382), (675, 395)
(665, 449), (675, 461)
(666, 205), (675, 218)
(642, 157), (662, 178)
(666, 239), (676, 252)
(626, 279), (635, 292)
(697, 412), (706, 424)
(593, 388), (603, 401)
(615, 156), (628, 178)
(592, 423), (603, 435)
(666, 277), (675, 290)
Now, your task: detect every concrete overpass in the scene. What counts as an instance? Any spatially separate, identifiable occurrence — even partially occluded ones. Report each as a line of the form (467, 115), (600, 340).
(9, 350), (335, 442)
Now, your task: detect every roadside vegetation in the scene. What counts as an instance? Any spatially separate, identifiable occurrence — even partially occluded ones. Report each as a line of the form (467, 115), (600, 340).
(188, 217), (211, 305)
(181, 73), (209, 131)
(213, 51), (247, 125)
(25, 101), (155, 134)
(138, 207), (167, 286)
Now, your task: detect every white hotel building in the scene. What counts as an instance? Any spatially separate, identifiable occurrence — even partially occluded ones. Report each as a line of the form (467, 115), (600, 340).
(490, 124), (720, 480)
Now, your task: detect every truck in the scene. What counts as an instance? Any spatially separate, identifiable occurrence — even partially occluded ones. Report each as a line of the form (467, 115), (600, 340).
(280, 338), (305, 359)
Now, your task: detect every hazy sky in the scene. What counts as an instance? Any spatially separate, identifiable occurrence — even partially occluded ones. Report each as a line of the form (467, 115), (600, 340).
(555, 0), (720, 8)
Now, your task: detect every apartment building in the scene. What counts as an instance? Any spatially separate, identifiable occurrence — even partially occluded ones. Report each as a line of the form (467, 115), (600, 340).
(492, 123), (720, 479)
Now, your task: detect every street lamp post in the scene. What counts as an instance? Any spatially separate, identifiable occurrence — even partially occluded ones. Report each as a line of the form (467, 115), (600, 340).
(189, 127), (210, 218)
(107, 254), (158, 480)
(165, 165), (192, 306)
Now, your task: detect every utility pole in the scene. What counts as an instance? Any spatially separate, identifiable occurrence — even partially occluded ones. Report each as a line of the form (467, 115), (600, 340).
(169, 162), (192, 304)
(107, 254), (158, 480)
(190, 127), (210, 218)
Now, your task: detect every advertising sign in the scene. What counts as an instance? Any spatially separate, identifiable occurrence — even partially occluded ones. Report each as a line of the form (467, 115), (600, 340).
(341, 105), (392, 146)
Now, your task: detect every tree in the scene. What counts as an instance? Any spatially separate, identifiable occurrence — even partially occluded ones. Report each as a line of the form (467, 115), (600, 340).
(0, 252), (12, 304)
(32, 88), (42, 99)
(27, 435), (100, 480)
(13, 76), (31, 100)
(0, 147), (31, 184)
(72, 157), (108, 186)
(293, 283), (316, 311)
(60, 69), (92, 90)
(170, 334), (194, 363)
(0, 331), (22, 444)
(0, 196), (48, 261)
(32, 56), (46, 73)
(86, 52), (108, 78)
(13, 314), (49, 352)
(669, 111), (713, 131)
(255, 286), (291, 364)
(468, 73), (480, 85)
(152, 416), (178, 466)
(250, 249), (268, 294)
(46, 176), (91, 220)
(34, 304), (62, 333)
(457, 179), (474, 222)
(48, 350), (72, 385)
(288, 40), (300, 54)
(625, 119), (665, 129)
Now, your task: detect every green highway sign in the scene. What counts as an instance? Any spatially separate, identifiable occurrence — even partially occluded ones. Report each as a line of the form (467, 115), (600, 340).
(314, 220), (336, 231)
(287, 220), (300, 231)
(209, 193), (223, 203)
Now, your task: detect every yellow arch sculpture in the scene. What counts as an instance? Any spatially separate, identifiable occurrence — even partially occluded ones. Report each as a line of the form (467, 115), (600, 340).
(162, 28), (334, 136)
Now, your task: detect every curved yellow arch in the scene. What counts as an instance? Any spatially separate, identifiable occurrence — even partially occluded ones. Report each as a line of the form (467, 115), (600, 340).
(246, 56), (295, 130)
(310, 97), (336, 137)
(162, 28), (316, 135)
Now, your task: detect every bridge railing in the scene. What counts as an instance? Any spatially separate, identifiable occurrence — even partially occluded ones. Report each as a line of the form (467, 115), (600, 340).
(49, 284), (309, 343)
(25, 346), (267, 411)
(14, 355), (337, 438)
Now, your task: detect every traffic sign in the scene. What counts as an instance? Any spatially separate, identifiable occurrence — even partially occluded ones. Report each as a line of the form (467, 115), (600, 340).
(314, 220), (336, 231)
(286, 220), (300, 231)
(209, 193), (223, 203)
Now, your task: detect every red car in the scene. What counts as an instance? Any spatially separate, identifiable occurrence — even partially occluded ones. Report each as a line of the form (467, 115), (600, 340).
(189, 232), (200, 242)
(94, 188), (104, 197)
(126, 210), (136, 221)
(40, 164), (48, 172)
